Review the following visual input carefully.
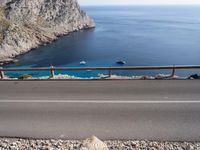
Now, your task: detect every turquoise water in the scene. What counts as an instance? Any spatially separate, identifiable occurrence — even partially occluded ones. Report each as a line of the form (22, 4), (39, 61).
(2, 6), (200, 78)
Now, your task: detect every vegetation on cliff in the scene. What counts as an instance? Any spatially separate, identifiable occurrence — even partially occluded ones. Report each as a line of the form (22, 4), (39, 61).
(0, 7), (10, 44)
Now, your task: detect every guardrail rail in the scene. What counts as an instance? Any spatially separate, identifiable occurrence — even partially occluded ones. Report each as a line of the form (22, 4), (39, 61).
(0, 65), (200, 79)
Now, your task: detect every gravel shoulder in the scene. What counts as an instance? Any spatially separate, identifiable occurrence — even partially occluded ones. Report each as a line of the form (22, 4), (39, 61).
(0, 137), (199, 150)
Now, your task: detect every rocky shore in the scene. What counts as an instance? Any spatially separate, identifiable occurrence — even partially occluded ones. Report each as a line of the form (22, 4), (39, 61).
(0, 0), (95, 63)
(1, 73), (192, 80)
(0, 136), (199, 150)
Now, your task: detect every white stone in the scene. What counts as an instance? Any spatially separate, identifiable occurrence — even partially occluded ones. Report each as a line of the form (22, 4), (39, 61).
(81, 136), (109, 150)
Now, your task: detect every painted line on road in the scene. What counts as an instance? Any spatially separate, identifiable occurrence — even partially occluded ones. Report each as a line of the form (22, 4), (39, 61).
(0, 100), (200, 104)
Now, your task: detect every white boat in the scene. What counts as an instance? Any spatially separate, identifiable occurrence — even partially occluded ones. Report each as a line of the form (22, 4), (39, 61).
(80, 61), (86, 65)
(116, 60), (126, 65)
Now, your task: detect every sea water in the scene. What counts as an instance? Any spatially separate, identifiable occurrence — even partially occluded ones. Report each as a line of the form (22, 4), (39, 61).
(2, 6), (200, 78)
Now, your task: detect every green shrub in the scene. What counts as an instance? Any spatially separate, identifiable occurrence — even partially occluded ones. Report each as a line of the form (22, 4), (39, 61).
(18, 74), (33, 80)
(0, 7), (11, 43)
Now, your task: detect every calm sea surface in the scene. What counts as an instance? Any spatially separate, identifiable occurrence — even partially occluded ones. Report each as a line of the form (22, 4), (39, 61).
(3, 6), (200, 77)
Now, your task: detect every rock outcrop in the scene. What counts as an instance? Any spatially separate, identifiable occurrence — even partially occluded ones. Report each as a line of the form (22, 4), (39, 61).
(0, 0), (95, 62)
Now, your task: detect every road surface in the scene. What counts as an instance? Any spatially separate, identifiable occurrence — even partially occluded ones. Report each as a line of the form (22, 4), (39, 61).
(0, 80), (200, 141)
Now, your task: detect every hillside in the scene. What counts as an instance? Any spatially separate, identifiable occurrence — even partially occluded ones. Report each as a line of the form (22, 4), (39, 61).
(0, 0), (95, 63)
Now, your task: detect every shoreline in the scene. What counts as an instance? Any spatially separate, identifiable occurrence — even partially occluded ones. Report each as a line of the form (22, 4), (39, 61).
(0, 74), (194, 80)
(0, 27), (95, 65)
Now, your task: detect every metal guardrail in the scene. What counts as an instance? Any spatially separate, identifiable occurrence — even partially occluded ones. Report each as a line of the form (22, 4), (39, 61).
(0, 65), (200, 79)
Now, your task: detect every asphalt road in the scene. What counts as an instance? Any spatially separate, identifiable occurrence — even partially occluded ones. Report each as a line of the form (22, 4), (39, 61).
(0, 80), (200, 141)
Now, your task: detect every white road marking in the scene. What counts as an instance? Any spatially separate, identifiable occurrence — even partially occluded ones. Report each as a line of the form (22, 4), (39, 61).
(0, 100), (200, 103)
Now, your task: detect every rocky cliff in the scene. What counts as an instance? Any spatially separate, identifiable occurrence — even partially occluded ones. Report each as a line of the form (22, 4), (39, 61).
(0, 0), (95, 62)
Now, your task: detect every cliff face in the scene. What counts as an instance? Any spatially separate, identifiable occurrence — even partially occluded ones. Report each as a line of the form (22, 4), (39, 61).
(0, 0), (95, 62)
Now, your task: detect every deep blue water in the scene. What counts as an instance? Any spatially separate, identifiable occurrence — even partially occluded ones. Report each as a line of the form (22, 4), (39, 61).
(2, 6), (200, 78)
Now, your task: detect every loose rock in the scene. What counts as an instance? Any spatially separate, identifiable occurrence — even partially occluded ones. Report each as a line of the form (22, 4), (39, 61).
(0, 137), (200, 150)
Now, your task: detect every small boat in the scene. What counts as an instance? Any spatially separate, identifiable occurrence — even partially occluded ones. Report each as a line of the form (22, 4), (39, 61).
(80, 61), (86, 65)
(116, 60), (126, 65)
(86, 70), (92, 72)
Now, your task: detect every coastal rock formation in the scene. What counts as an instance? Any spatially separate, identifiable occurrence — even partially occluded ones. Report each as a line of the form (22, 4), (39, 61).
(0, 0), (95, 62)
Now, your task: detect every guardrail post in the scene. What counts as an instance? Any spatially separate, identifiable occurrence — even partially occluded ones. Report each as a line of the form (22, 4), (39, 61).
(50, 66), (55, 78)
(108, 67), (112, 77)
(171, 65), (176, 77)
(0, 67), (5, 79)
